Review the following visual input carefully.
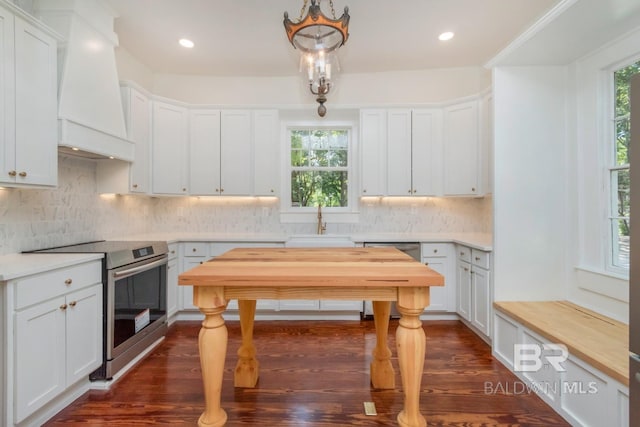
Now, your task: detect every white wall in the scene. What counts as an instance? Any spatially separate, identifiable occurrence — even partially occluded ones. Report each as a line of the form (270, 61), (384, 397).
(493, 66), (569, 302)
(151, 67), (491, 106)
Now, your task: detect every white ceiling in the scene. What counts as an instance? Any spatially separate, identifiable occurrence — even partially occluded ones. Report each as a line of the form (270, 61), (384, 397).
(105, 0), (560, 77)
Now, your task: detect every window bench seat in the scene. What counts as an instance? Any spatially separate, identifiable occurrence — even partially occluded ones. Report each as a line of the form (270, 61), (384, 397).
(493, 300), (628, 385)
(492, 300), (629, 426)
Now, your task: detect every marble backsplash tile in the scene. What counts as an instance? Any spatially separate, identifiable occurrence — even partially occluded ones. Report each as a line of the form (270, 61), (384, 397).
(0, 155), (492, 255)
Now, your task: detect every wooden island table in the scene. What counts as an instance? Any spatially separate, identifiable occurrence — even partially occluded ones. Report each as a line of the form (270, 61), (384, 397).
(178, 246), (444, 427)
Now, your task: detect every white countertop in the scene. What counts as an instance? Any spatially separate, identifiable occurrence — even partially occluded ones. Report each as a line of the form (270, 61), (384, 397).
(0, 232), (492, 281)
(0, 253), (103, 281)
(111, 232), (493, 251)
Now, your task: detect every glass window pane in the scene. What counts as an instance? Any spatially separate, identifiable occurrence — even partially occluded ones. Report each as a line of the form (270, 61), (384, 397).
(329, 149), (348, 167)
(616, 117), (630, 165)
(612, 169), (631, 217)
(611, 219), (630, 269)
(290, 170), (348, 207)
(291, 149), (308, 167)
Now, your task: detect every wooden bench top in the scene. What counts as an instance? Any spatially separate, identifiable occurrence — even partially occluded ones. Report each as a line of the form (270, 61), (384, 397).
(494, 300), (629, 386)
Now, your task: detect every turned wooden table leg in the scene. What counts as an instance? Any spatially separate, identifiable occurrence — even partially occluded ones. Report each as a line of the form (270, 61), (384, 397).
(396, 287), (429, 427)
(235, 300), (259, 387)
(370, 300), (395, 389)
(195, 287), (228, 427)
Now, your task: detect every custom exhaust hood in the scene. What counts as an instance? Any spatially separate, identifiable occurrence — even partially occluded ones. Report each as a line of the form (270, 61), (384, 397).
(32, 0), (133, 161)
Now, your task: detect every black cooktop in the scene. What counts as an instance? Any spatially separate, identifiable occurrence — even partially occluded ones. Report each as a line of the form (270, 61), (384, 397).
(29, 240), (168, 269)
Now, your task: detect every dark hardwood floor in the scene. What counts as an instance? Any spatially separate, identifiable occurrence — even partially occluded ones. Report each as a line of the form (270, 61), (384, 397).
(44, 320), (570, 426)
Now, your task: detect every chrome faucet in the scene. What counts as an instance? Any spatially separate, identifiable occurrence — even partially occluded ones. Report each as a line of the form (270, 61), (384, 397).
(317, 205), (327, 235)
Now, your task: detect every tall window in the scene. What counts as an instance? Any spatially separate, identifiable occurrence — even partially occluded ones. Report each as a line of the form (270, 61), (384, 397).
(610, 60), (640, 270)
(288, 128), (350, 209)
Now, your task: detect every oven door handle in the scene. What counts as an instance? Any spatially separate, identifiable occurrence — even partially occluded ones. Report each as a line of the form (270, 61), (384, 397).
(112, 255), (168, 280)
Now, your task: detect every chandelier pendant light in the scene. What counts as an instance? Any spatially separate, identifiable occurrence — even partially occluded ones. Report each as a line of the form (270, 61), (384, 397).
(284, 0), (350, 117)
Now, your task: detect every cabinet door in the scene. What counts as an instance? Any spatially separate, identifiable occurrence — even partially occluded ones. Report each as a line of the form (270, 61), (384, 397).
(386, 109), (412, 196)
(253, 110), (279, 196)
(471, 267), (491, 337)
(360, 109), (386, 196)
(152, 101), (188, 195)
(14, 16), (57, 186)
(14, 296), (66, 423)
(443, 101), (479, 196)
(166, 257), (179, 320)
(65, 284), (102, 386)
(422, 256), (448, 312)
(181, 257), (208, 311)
(0, 5), (15, 183)
(412, 109), (442, 196)
(456, 260), (471, 321)
(221, 110), (252, 195)
(125, 87), (151, 193)
(190, 109), (221, 195)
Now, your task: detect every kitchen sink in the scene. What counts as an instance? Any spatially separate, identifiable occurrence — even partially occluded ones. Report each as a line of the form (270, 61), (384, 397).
(285, 234), (355, 247)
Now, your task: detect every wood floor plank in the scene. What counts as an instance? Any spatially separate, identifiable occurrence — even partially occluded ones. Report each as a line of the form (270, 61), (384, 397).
(43, 320), (570, 426)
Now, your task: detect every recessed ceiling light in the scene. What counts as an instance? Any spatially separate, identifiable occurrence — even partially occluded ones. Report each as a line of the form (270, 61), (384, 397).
(438, 32), (455, 41)
(179, 38), (194, 48)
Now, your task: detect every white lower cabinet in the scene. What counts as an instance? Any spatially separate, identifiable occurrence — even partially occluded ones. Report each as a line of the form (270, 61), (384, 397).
(166, 243), (179, 322)
(5, 259), (102, 425)
(421, 243), (455, 312)
(456, 244), (492, 340)
(178, 242), (285, 312)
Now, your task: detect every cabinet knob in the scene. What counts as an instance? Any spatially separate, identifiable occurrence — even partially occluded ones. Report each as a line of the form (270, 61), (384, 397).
(60, 303), (67, 310)
(412, 189), (417, 194)
(475, 257), (481, 261)
(220, 188), (224, 193)
(18, 171), (27, 177)
(408, 189), (412, 194)
(270, 189), (274, 193)
(69, 301), (77, 307)
(65, 278), (72, 285)
(182, 188), (187, 192)
(471, 187), (476, 192)
(216, 188), (220, 193)
(8, 170), (16, 177)
(460, 252), (465, 256)
(132, 184), (138, 189)
(363, 189), (367, 193)
(464, 267), (469, 272)
(424, 262), (429, 266)
(433, 249), (438, 253)
(192, 248), (197, 252)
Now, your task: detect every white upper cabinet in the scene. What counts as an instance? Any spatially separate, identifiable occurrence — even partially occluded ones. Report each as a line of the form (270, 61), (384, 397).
(0, 4), (57, 187)
(386, 109), (413, 196)
(221, 110), (252, 196)
(124, 86), (151, 193)
(253, 109), (279, 196)
(360, 109), (387, 196)
(360, 108), (442, 197)
(187, 108), (279, 197)
(189, 109), (221, 195)
(443, 100), (480, 196)
(411, 108), (443, 196)
(152, 100), (189, 195)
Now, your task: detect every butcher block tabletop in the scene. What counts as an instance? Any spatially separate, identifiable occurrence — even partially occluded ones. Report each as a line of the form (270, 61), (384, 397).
(178, 247), (444, 288)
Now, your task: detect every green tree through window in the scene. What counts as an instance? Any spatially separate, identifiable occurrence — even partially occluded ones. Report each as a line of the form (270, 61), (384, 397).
(290, 129), (349, 207)
(611, 60), (640, 269)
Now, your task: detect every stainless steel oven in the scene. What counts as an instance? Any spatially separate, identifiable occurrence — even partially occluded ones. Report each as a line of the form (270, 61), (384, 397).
(105, 249), (168, 379)
(31, 240), (169, 380)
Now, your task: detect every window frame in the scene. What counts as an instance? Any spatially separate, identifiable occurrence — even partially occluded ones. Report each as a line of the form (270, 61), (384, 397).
(604, 58), (639, 276)
(279, 120), (360, 223)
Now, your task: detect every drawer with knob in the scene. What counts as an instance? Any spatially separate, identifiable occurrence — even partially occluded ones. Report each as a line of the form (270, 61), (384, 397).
(471, 249), (490, 269)
(14, 259), (102, 310)
(183, 242), (208, 257)
(421, 243), (449, 257)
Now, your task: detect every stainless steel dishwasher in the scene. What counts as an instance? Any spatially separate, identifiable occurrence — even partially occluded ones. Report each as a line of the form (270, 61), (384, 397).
(362, 242), (421, 318)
